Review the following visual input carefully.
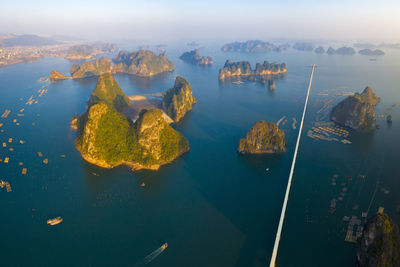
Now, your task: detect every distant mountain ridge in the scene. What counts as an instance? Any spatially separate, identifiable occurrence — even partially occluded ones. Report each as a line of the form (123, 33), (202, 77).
(0, 34), (59, 47)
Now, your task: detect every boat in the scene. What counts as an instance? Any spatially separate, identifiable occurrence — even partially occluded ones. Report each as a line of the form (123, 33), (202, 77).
(161, 243), (168, 250)
(47, 216), (63, 226)
(140, 182), (146, 187)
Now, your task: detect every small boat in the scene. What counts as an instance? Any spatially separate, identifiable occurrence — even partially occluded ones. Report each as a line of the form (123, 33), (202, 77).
(140, 182), (146, 187)
(266, 168), (270, 171)
(47, 216), (63, 226)
(161, 243), (168, 251)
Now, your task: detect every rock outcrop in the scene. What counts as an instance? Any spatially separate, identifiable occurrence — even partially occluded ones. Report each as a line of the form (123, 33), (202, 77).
(162, 76), (196, 122)
(219, 60), (286, 81)
(238, 121), (286, 154)
(357, 213), (400, 267)
(112, 50), (174, 76)
(70, 57), (113, 79)
(330, 87), (380, 133)
(74, 73), (189, 170)
(49, 70), (70, 82)
(179, 49), (212, 65)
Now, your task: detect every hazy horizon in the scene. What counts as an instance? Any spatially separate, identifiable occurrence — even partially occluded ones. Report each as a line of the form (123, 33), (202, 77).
(1, 0), (400, 43)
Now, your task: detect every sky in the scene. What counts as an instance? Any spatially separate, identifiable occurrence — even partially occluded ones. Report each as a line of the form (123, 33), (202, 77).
(1, 0), (400, 43)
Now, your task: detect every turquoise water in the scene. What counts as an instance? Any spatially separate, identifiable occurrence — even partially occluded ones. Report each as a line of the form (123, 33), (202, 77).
(0, 45), (399, 266)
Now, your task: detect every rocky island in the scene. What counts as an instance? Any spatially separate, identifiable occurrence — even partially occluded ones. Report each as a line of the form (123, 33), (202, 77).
(162, 76), (197, 122)
(238, 121), (286, 154)
(327, 46), (336, 55)
(70, 57), (113, 79)
(65, 43), (118, 60)
(179, 49), (212, 65)
(314, 46), (325, 54)
(293, 42), (314, 51)
(326, 46), (356, 55)
(330, 86), (380, 133)
(221, 40), (290, 53)
(112, 50), (174, 76)
(335, 47), (356, 55)
(73, 73), (189, 170)
(357, 212), (400, 266)
(49, 70), (70, 82)
(359, 49), (385, 56)
(219, 60), (286, 82)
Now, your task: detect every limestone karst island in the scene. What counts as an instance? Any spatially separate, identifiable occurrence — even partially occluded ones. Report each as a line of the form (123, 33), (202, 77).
(238, 121), (286, 154)
(219, 60), (287, 82)
(330, 86), (380, 133)
(71, 73), (194, 170)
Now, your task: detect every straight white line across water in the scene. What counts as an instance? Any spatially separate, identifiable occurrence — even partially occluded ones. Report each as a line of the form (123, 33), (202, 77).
(269, 64), (316, 267)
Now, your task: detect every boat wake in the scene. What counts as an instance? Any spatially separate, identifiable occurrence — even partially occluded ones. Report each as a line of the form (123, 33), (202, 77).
(136, 243), (167, 265)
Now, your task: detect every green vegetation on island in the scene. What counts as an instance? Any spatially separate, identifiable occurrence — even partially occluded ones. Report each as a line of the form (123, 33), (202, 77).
(179, 49), (212, 65)
(112, 50), (174, 76)
(219, 60), (287, 81)
(238, 121), (286, 154)
(162, 76), (197, 122)
(330, 86), (380, 133)
(87, 73), (130, 112)
(49, 70), (70, 82)
(74, 73), (189, 170)
(357, 212), (400, 267)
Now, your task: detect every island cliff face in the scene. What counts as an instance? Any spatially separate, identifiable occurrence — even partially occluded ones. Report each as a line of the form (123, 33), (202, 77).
(330, 87), (380, 133)
(179, 49), (212, 65)
(162, 76), (196, 122)
(238, 121), (286, 154)
(74, 73), (189, 170)
(357, 213), (400, 267)
(70, 57), (113, 79)
(219, 60), (286, 81)
(112, 50), (174, 76)
(49, 70), (70, 82)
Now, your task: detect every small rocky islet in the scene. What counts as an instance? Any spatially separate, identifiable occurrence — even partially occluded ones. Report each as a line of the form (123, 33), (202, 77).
(218, 60), (287, 82)
(330, 86), (380, 133)
(179, 49), (212, 65)
(238, 121), (286, 154)
(72, 73), (194, 170)
(49, 70), (70, 82)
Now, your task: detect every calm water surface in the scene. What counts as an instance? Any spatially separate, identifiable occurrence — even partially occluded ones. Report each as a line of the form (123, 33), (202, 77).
(0, 44), (399, 266)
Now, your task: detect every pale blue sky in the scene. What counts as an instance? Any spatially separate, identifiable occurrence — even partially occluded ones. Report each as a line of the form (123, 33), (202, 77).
(1, 0), (399, 42)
